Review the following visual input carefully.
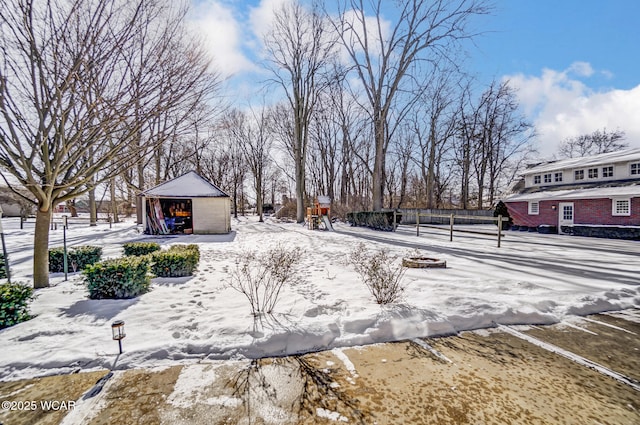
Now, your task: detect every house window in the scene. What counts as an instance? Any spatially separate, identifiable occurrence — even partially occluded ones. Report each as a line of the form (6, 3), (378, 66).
(533, 175), (541, 184)
(544, 174), (552, 183)
(588, 168), (598, 179)
(612, 199), (631, 216)
(631, 163), (640, 175)
(528, 201), (539, 215)
(602, 166), (614, 178)
(574, 170), (584, 181)
(554, 172), (563, 182)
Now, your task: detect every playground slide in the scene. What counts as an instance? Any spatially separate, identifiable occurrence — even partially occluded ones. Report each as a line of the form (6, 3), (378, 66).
(322, 215), (334, 231)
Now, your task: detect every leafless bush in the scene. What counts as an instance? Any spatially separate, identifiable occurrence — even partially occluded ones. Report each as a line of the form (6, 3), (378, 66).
(349, 243), (407, 304)
(227, 245), (302, 315)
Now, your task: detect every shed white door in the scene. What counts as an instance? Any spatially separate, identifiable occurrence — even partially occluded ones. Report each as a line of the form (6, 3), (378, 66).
(558, 202), (574, 234)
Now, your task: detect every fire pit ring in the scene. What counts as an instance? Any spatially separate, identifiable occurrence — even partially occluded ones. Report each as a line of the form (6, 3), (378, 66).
(402, 257), (446, 269)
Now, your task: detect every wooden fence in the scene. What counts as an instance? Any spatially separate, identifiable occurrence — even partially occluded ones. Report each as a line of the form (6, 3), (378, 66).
(391, 209), (508, 248)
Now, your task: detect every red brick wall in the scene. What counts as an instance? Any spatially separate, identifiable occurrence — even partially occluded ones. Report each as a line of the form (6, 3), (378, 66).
(575, 198), (639, 226)
(506, 197), (639, 227)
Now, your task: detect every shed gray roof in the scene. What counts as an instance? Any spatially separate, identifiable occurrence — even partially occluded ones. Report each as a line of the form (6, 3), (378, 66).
(142, 171), (229, 198)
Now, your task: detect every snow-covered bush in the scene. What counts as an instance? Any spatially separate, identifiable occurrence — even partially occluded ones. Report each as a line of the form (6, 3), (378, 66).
(150, 244), (200, 277)
(49, 245), (102, 273)
(227, 245), (302, 315)
(349, 243), (407, 304)
(123, 242), (160, 257)
(84, 257), (151, 299)
(0, 282), (33, 329)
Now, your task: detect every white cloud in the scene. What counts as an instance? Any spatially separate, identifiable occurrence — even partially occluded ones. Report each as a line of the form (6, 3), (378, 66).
(249, 0), (292, 40)
(188, 1), (258, 77)
(506, 62), (640, 157)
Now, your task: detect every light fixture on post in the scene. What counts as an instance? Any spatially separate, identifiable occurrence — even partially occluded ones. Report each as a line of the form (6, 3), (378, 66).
(111, 320), (126, 354)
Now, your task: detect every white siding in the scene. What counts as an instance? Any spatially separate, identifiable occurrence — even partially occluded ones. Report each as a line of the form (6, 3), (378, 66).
(192, 197), (230, 234)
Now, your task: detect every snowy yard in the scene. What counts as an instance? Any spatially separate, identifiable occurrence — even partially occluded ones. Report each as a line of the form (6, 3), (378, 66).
(1, 216), (638, 381)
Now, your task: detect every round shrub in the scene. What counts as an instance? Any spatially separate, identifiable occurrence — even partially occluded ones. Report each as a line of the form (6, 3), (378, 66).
(1, 282), (34, 329)
(49, 245), (103, 273)
(150, 244), (200, 277)
(123, 242), (160, 257)
(84, 256), (151, 299)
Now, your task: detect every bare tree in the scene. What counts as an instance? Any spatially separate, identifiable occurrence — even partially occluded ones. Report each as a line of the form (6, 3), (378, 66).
(557, 128), (628, 158)
(264, 1), (336, 222)
(223, 108), (273, 222)
(0, 0), (220, 287)
(332, 0), (490, 211)
(458, 80), (534, 209)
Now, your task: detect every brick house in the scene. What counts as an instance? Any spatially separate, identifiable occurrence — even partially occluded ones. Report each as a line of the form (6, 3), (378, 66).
(503, 148), (640, 239)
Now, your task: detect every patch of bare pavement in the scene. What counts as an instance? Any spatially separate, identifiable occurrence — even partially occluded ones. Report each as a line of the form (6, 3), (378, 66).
(1, 309), (639, 425)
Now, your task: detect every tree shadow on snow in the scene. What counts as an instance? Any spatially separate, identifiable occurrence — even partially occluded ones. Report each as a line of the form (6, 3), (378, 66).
(60, 298), (138, 321)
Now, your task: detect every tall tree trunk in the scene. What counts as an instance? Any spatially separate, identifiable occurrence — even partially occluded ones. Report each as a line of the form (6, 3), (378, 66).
(110, 177), (120, 223)
(295, 152), (306, 223)
(372, 120), (385, 211)
(89, 188), (97, 226)
(33, 206), (52, 288)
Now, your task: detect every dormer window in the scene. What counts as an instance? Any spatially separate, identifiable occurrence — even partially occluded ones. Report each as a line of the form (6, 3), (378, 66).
(631, 163), (639, 175)
(544, 174), (552, 183)
(554, 172), (563, 182)
(534, 175), (541, 184)
(588, 168), (598, 179)
(602, 166), (614, 178)
(574, 170), (584, 181)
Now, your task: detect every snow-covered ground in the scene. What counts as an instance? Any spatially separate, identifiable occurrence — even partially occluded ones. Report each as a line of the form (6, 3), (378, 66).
(0, 215), (638, 381)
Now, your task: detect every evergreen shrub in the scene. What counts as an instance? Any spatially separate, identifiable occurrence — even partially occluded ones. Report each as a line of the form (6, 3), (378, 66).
(150, 244), (200, 277)
(84, 256), (151, 299)
(0, 252), (7, 279)
(49, 246), (103, 273)
(346, 211), (400, 231)
(493, 201), (512, 230)
(123, 242), (160, 257)
(0, 282), (34, 329)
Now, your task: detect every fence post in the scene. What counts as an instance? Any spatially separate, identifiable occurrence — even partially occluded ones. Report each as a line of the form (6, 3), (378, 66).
(416, 210), (420, 236)
(497, 215), (502, 248)
(449, 213), (454, 242)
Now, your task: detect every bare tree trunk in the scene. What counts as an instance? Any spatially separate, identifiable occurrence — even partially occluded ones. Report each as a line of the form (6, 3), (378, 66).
(33, 207), (52, 288)
(89, 188), (97, 226)
(110, 177), (120, 223)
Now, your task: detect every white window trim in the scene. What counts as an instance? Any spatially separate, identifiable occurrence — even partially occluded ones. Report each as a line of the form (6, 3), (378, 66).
(630, 162), (640, 176)
(612, 198), (631, 216)
(601, 164), (614, 179)
(528, 201), (539, 215)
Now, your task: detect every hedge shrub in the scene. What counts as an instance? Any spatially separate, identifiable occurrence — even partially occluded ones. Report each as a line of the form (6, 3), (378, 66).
(0, 282), (34, 329)
(84, 256), (151, 299)
(346, 211), (400, 231)
(49, 245), (103, 273)
(150, 244), (200, 277)
(123, 242), (161, 257)
(0, 252), (7, 279)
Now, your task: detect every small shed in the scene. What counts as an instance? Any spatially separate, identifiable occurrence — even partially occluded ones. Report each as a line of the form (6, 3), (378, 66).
(140, 171), (231, 235)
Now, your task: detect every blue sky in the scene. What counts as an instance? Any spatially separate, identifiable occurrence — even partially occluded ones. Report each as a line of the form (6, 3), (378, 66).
(474, 1), (639, 90)
(190, 0), (640, 156)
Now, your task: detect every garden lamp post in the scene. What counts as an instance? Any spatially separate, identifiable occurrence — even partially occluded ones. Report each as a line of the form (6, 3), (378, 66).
(111, 320), (126, 354)
(63, 215), (68, 281)
(0, 206), (10, 283)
